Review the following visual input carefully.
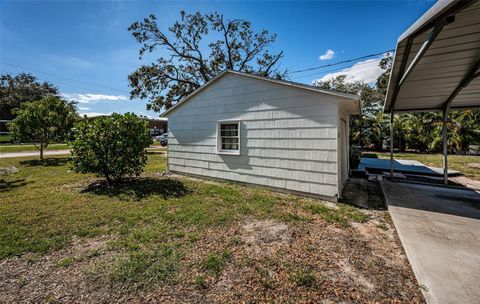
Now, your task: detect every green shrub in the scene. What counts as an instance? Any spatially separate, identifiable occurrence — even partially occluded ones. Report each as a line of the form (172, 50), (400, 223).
(349, 145), (362, 169)
(70, 113), (152, 185)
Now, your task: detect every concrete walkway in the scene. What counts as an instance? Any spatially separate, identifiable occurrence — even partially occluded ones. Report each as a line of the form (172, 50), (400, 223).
(0, 150), (71, 159)
(382, 181), (480, 304)
(0, 147), (166, 159)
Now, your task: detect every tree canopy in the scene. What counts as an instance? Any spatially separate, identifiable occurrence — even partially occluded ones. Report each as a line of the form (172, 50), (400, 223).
(0, 73), (58, 108)
(128, 11), (286, 112)
(8, 96), (78, 159)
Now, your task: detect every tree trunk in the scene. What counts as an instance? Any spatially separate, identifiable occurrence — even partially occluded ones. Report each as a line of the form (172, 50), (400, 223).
(40, 141), (44, 160)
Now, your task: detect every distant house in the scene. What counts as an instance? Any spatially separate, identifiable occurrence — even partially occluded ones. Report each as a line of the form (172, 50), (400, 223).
(161, 70), (360, 201)
(148, 118), (168, 136)
(0, 104), (14, 137)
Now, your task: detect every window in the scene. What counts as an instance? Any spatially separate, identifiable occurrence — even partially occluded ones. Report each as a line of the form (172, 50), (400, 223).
(218, 121), (240, 154)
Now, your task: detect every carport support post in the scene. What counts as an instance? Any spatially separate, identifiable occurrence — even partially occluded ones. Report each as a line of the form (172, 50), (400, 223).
(390, 111), (394, 180)
(442, 108), (448, 185)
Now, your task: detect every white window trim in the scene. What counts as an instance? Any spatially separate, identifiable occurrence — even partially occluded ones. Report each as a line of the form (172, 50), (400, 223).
(217, 120), (241, 155)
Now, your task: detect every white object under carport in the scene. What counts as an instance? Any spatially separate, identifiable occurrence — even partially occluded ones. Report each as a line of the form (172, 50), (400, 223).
(384, 0), (480, 185)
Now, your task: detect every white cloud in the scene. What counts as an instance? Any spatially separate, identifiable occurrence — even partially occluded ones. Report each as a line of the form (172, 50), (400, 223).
(61, 93), (129, 103)
(78, 107), (90, 110)
(319, 49), (335, 60)
(67, 56), (93, 68)
(79, 112), (112, 117)
(315, 58), (383, 84)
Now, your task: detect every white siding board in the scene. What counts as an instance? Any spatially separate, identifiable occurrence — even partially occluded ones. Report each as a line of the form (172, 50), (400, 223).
(169, 128), (336, 139)
(168, 152), (337, 173)
(169, 164), (287, 189)
(169, 145), (338, 161)
(169, 118), (335, 131)
(168, 109), (339, 124)
(206, 161), (336, 185)
(170, 98), (338, 116)
(286, 180), (310, 193)
(169, 138), (338, 150)
(167, 73), (344, 198)
(309, 183), (338, 197)
(169, 164), (337, 197)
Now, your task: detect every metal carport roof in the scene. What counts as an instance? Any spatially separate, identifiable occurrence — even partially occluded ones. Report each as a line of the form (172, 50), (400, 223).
(384, 0), (480, 186)
(385, 0), (480, 113)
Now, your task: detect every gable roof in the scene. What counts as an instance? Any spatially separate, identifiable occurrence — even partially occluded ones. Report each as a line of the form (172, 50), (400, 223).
(160, 70), (360, 117)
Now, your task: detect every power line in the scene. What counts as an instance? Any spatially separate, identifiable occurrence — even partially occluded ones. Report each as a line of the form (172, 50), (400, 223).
(290, 49), (394, 74)
(1, 48), (395, 96)
(290, 58), (386, 81)
(1, 68), (130, 95)
(0, 61), (129, 94)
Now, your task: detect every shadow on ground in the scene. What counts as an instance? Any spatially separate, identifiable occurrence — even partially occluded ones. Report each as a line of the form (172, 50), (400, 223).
(341, 178), (385, 209)
(146, 150), (166, 155)
(0, 178), (33, 192)
(81, 177), (189, 200)
(19, 157), (70, 167)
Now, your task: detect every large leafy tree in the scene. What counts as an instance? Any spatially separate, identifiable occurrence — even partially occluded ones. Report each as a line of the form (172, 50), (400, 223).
(0, 73), (58, 109)
(8, 96), (78, 159)
(0, 73), (59, 138)
(128, 11), (286, 112)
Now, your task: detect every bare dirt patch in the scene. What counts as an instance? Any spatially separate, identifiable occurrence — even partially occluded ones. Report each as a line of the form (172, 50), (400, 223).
(0, 235), (114, 303)
(108, 211), (423, 303)
(0, 211), (423, 303)
(241, 218), (292, 256)
(0, 171), (423, 304)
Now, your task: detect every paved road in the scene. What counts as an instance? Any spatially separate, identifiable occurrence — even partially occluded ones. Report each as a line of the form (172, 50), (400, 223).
(382, 181), (480, 304)
(0, 150), (71, 159)
(0, 147), (166, 159)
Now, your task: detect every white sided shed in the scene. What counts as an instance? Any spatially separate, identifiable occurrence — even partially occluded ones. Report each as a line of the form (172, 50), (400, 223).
(161, 70), (360, 200)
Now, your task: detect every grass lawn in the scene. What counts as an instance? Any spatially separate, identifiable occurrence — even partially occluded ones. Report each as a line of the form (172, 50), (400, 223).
(0, 143), (69, 153)
(0, 134), (12, 143)
(366, 152), (480, 181)
(0, 154), (423, 303)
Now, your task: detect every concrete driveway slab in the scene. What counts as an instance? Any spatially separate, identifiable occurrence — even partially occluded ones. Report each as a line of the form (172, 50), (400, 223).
(0, 150), (71, 159)
(381, 181), (480, 304)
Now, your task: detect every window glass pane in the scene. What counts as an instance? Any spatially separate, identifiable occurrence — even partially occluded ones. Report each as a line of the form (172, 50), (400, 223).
(221, 130), (238, 137)
(220, 122), (239, 151)
(222, 137), (238, 144)
(222, 144), (239, 150)
(221, 124), (237, 130)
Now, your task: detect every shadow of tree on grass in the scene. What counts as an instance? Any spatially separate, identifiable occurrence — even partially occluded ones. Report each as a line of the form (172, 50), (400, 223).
(19, 157), (70, 167)
(81, 177), (189, 200)
(0, 178), (33, 192)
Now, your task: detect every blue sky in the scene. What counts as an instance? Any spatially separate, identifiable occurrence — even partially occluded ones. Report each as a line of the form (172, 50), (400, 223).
(0, 0), (434, 118)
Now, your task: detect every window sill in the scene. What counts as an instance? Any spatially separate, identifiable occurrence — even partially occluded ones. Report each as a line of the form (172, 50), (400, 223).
(217, 150), (240, 156)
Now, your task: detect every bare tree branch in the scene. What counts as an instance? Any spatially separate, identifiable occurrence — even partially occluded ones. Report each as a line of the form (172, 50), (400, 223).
(128, 11), (286, 111)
